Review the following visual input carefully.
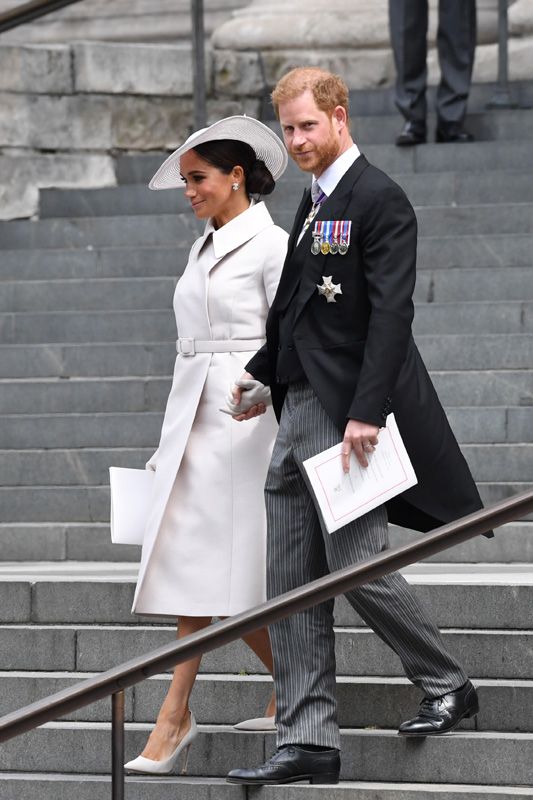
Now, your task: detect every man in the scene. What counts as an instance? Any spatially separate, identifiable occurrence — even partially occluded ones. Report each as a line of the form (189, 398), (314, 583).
(390, 0), (476, 145)
(226, 67), (484, 786)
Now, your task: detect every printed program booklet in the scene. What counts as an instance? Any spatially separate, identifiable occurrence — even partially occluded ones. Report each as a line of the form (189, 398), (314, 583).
(302, 414), (417, 534)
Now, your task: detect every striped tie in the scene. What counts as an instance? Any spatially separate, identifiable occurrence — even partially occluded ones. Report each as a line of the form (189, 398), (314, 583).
(298, 180), (326, 244)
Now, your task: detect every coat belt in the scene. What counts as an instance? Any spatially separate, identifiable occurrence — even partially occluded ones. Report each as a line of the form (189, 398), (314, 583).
(176, 338), (265, 356)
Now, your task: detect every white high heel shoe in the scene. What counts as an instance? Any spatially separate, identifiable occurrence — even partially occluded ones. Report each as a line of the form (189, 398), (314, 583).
(124, 712), (198, 775)
(233, 714), (276, 732)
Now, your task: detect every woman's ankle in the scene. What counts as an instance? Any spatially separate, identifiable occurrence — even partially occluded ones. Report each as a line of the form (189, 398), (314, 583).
(156, 706), (191, 731)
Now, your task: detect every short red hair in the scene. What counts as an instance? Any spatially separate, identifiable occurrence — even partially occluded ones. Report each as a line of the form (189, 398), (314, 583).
(271, 67), (350, 121)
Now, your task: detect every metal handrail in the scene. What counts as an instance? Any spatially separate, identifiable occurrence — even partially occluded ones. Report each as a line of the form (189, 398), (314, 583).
(488, 0), (516, 108)
(0, 488), (532, 798)
(0, 0), (84, 33)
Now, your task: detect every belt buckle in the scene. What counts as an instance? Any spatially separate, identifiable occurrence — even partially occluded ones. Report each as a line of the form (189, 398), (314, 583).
(178, 337), (195, 356)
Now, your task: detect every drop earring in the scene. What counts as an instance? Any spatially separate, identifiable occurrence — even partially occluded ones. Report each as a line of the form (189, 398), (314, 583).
(232, 182), (240, 191)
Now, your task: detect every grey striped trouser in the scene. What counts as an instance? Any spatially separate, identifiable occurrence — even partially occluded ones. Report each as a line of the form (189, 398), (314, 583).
(265, 381), (467, 749)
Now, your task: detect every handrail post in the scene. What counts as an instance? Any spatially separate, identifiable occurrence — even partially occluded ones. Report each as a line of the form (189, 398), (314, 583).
(111, 690), (125, 800)
(487, 0), (515, 108)
(191, 0), (207, 129)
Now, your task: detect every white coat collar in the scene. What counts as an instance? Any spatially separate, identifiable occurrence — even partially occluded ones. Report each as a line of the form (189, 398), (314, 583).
(201, 200), (274, 260)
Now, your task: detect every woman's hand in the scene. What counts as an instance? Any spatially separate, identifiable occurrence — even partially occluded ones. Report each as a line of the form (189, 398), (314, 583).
(231, 371), (256, 407)
(230, 371), (267, 421)
(341, 420), (380, 471)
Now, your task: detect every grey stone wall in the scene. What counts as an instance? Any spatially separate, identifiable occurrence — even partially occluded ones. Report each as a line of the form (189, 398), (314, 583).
(1, 0), (532, 219)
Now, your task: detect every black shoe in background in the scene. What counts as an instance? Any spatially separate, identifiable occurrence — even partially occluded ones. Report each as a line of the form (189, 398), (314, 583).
(395, 120), (427, 147)
(436, 120), (474, 143)
(398, 680), (479, 736)
(226, 744), (340, 785)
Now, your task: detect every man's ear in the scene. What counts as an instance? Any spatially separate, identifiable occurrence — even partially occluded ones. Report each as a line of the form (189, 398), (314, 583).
(332, 105), (347, 132)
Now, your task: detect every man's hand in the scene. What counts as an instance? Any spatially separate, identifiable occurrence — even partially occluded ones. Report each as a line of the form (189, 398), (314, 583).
(342, 419), (380, 471)
(231, 371), (267, 422)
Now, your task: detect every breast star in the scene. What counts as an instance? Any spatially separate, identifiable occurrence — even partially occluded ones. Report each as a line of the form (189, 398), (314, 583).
(317, 276), (342, 303)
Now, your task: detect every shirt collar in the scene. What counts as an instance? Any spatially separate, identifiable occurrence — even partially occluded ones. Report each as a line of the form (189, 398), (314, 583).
(202, 200), (275, 260)
(313, 142), (361, 198)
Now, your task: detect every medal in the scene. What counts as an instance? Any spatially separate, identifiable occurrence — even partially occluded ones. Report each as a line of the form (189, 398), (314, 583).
(320, 220), (332, 254)
(317, 275), (342, 303)
(338, 220), (352, 255)
(311, 221), (322, 255)
(330, 221), (340, 255)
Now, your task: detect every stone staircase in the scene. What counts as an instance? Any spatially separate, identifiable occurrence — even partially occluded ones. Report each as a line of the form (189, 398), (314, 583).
(0, 99), (532, 797)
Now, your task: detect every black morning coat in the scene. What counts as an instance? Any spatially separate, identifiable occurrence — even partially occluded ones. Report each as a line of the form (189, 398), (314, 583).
(247, 154), (492, 537)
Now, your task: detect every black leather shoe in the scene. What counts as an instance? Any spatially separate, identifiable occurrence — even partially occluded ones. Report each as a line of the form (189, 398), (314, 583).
(436, 120), (474, 143)
(398, 680), (479, 736)
(226, 745), (340, 785)
(395, 120), (427, 147)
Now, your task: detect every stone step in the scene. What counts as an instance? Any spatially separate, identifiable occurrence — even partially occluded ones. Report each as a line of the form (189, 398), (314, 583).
(411, 301), (533, 335)
(1, 521), (530, 564)
(0, 245), (189, 280)
(350, 109), (533, 145)
(1, 203), (532, 251)
(1, 334), (532, 380)
(352, 82), (533, 119)
(1, 235), (530, 278)
(0, 278), (177, 313)
(0, 443), (531, 485)
(1, 623), (531, 679)
(277, 206), (533, 239)
(390, 522), (533, 565)
(0, 376), (170, 414)
(1, 301), (531, 344)
(2, 406), (531, 449)
(0, 724), (531, 785)
(0, 671), (530, 732)
(0, 371), (531, 416)
(0, 563), (531, 630)
(0, 412), (164, 447)
(1, 481), (528, 525)
(0, 775), (530, 800)
(115, 140), (533, 184)
(0, 213), (200, 251)
(0, 523), (140, 563)
(2, 266), (532, 313)
(39, 168), (533, 219)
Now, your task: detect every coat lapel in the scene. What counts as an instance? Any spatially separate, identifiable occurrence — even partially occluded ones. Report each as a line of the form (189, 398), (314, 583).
(292, 154), (370, 324)
(271, 187), (311, 309)
(287, 187), (312, 255)
(208, 201), (275, 272)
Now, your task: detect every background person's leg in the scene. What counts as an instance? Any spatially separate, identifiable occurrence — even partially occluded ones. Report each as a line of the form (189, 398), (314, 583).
(436, 0), (477, 129)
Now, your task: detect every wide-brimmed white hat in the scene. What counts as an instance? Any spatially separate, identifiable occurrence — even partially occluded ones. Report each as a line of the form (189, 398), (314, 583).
(149, 115), (288, 190)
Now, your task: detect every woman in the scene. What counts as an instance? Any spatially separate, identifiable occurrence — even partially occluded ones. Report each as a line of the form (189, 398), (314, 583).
(124, 117), (289, 775)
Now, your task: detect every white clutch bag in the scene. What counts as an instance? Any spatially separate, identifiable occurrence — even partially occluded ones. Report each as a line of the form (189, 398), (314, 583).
(109, 466), (155, 545)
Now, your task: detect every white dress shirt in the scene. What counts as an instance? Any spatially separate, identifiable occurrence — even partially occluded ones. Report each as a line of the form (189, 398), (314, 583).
(313, 142), (361, 198)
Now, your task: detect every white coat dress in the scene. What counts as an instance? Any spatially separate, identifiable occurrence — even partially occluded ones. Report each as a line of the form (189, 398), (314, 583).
(132, 201), (288, 617)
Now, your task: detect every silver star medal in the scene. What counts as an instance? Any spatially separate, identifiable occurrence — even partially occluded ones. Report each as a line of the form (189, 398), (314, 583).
(317, 275), (342, 303)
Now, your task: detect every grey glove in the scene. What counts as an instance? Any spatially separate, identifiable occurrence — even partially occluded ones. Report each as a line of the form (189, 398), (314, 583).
(220, 378), (272, 416)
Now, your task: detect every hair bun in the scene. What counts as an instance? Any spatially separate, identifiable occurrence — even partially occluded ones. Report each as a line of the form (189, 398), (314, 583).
(248, 158), (275, 196)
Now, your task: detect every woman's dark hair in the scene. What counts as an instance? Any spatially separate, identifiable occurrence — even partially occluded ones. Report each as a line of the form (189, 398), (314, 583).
(192, 139), (275, 196)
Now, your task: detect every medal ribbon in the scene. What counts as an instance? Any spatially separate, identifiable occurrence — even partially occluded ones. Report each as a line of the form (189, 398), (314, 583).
(341, 220), (352, 246)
